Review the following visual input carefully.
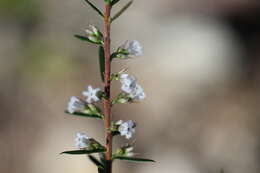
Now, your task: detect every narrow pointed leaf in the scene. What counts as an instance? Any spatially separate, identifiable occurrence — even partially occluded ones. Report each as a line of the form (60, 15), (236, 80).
(113, 156), (155, 163)
(74, 35), (100, 45)
(61, 148), (106, 155)
(65, 110), (103, 119)
(111, 0), (120, 6)
(99, 46), (105, 82)
(84, 0), (104, 18)
(88, 155), (104, 169)
(111, 0), (133, 22)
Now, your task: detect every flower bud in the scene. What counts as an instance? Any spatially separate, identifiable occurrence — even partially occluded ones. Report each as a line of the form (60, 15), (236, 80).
(85, 25), (103, 44)
(116, 144), (135, 157)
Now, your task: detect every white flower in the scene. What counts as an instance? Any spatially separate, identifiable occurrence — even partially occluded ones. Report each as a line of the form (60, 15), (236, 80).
(82, 85), (101, 103)
(122, 40), (143, 56)
(120, 74), (137, 93)
(68, 96), (85, 114)
(118, 120), (136, 139)
(120, 74), (146, 101)
(128, 40), (143, 56)
(75, 132), (91, 149)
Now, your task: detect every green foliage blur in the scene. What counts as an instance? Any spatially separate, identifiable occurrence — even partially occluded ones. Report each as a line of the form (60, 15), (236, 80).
(0, 0), (40, 22)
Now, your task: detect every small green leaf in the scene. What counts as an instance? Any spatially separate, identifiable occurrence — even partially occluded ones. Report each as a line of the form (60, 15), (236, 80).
(74, 35), (101, 45)
(84, 0), (104, 18)
(104, 0), (110, 4)
(65, 111), (103, 119)
(88, 155), (104, 169)
(111, 0), (120, 6)
(99, 46), (105, 82)
(61, 148), (106, 155)
(113, 156), (155, 163)
(111, 0), (133, 22)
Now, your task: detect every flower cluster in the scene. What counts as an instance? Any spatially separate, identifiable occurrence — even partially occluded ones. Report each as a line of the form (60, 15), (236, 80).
(68, 96), (85, 114)
(62, 0), (155, 169)
(67, 85), (101, 114)
(120, 74), (146, 101)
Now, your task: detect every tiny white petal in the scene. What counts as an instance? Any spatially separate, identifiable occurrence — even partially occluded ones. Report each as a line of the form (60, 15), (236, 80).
(125, 133), (132, 139)
(85, 29), (93, 35)
(116, 120), (123, 125)
(126, 146), (134, 153)
(75, 132), (91, 149)
(68, 96), (85, 114)
(89, 25), (98, 35)
(126, 152), (134, 157)
(128, 40), (143, 56)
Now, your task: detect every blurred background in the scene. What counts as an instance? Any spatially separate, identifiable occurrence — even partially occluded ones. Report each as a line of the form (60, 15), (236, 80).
(1, 0), (260, 173)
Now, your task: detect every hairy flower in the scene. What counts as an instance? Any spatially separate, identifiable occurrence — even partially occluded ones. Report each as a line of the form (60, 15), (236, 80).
(121, 40), (143, 56)
(120, 74), (146, 101)
(75, 132), (91, 149)
(68, 96), (85, 114)
(128, 40), (143, 56)
(118, 120), (136, 139)
(120, 74), (137, 93)
(82, 85), (101, 103)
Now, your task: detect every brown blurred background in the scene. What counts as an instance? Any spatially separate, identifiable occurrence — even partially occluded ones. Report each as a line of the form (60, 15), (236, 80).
(1, 0), (260, 173)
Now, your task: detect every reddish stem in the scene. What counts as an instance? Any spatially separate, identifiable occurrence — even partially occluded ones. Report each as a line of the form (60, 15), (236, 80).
(103, 3), (112, 173)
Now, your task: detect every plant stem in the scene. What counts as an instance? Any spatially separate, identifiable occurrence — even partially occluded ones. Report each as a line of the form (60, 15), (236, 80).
(103, 2), (112, 173)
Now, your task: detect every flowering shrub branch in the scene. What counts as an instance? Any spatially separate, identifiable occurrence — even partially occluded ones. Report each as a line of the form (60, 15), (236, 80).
(61, 0), (155, 173)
